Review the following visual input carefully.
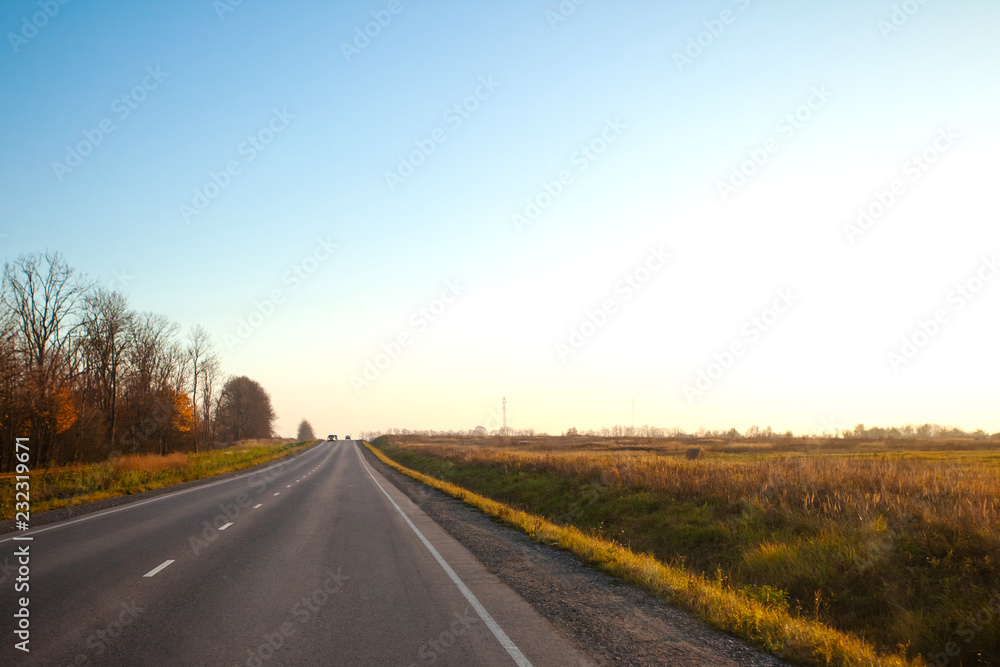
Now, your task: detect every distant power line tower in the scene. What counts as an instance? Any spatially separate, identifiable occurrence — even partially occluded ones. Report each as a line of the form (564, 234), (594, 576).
(502, 396), (507, 435)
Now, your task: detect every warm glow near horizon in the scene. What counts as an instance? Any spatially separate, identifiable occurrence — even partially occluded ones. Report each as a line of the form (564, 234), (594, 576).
(3, 1), (998, 438)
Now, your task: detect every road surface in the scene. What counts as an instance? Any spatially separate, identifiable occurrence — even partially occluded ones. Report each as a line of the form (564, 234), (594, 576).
(0, 440), (594, 666)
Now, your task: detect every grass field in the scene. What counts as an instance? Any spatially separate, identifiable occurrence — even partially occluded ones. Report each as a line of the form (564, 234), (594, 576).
(1, 439), (317, 520)
(371, 434), (1000, 666)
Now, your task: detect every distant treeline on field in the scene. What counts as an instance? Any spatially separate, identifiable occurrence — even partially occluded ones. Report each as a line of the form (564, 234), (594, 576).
(363, 422), (999, 441)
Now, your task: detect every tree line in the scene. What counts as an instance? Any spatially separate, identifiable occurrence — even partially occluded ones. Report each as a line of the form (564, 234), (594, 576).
(0, 251), (277, 472)
(363, 423), (1000, 441)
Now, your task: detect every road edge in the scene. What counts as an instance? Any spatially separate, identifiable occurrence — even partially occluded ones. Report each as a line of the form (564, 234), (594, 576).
(0, 441), (322, 535)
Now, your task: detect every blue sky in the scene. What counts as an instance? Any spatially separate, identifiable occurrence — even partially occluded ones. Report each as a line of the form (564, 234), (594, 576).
(2, 0), (998, 437)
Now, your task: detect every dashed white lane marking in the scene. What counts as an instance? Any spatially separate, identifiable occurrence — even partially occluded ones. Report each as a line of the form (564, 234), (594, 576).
(274, 492), (280, 496)
(354, 444), (533, 667)
(286, 485), (292, 488)
(253, 504), (262, 509)
(0, 442), (330, 545)
(143, 560), (175, 578)
(218, 522), (233, 530)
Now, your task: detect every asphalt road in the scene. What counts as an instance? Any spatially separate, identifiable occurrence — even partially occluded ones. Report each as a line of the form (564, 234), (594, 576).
(0, 441), (594, 666)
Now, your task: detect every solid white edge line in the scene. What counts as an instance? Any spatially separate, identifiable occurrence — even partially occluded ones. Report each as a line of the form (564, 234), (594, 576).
(354, 443), (533, 667)
(218, 522), (233, 530)
(143, 559), (174, 577)
(0, 441), (331, 545)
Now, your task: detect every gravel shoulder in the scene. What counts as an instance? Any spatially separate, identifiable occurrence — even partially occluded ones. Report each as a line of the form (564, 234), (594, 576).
(362, 445), (791, 667)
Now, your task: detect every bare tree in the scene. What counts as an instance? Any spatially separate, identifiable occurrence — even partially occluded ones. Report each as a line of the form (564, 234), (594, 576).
(122, 312), (181, 454)
(0, 301), (26, 472)
(0, 250), (294, 470)
(127, 313), (178, 392)
(0, 250), (300, 469)
(81, 288), (132, 453)
(199, 352), (222, 447)
(2, 252), (91, 465)
(186, 325), (214, 453)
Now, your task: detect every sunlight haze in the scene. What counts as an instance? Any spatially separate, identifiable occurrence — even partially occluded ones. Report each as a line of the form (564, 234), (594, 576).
(3, 0), (998, 437)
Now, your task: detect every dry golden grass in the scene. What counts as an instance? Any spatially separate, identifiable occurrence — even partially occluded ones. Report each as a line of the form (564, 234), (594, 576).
(372, 434), (1000, 665)
(365, 441), (919, 666)
(399, 438), (1000, 533)
(113, 452), (188, 474)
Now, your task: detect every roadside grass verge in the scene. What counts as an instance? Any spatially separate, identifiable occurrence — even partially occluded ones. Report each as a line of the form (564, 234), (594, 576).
(1, 439), (317, 519)
(365, 439), (921, 666)
(369, 435), (1000, 664)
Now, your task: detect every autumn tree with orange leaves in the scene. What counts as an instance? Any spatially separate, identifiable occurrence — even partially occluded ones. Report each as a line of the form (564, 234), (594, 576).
(0, 251), (272, 472)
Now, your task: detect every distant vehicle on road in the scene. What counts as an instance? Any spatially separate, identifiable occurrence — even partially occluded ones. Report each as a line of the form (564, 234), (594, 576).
(327, 435), (337, 441)
(346, 435), (351, 440)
